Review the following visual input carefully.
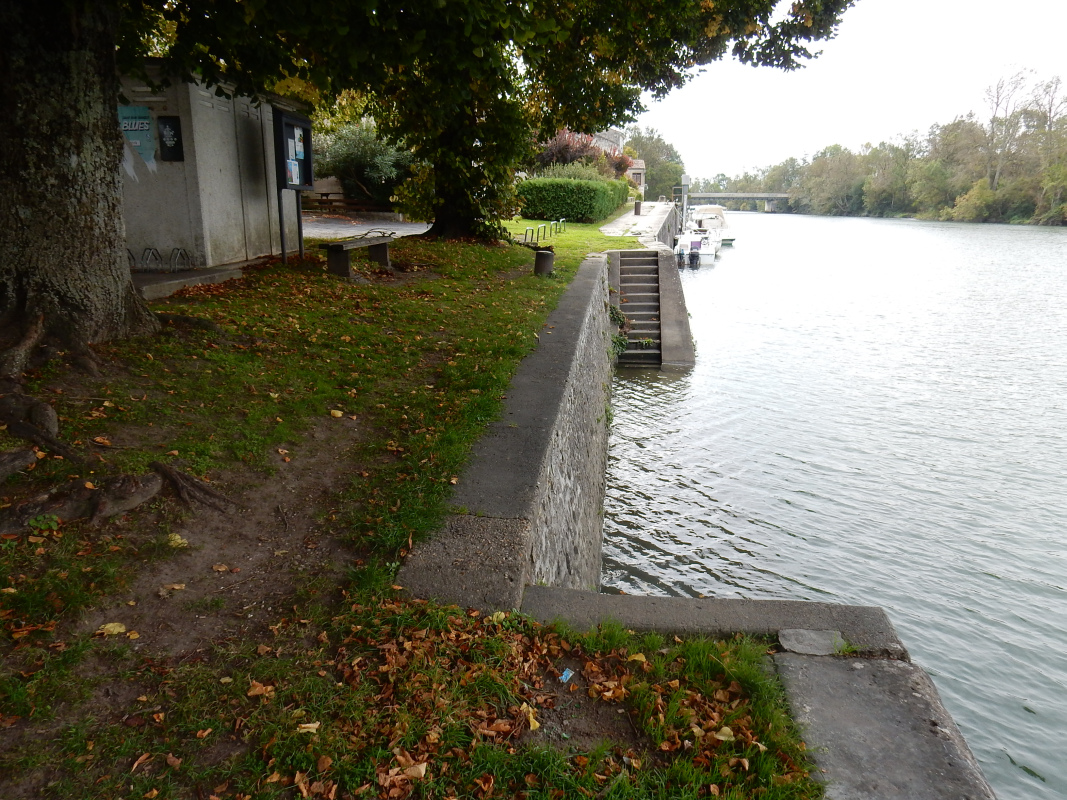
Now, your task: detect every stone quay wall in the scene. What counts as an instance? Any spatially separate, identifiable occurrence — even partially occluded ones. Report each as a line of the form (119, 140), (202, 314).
(398, 253), (613, 611)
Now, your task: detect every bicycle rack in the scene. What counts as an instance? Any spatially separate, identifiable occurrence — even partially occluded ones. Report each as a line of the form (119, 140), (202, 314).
(170, 248), (192, 271)
(140, 248), (163, 271)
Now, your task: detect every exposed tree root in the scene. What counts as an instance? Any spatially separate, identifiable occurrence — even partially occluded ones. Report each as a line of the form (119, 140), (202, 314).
(0, 314), (46, 379)
(156, 313), (223, 333)
(0, 472), (163, 534)
(149, 461), (242, 513)
(0, 449), (36, 482)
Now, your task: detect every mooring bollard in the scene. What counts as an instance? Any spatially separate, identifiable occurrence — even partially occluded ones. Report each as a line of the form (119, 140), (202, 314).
(634, 201), (642, 216)
(534, 249), (554, 275)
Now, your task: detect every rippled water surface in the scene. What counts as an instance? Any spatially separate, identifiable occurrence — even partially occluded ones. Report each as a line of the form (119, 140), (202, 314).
(603, 213), (1067, 799)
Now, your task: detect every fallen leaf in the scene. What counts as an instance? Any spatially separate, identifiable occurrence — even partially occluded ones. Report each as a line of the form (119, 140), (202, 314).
(166, 450), (179, 456)
(265, 772), (281, 783)
(97, 622), (127, 636)
(167, 533), (189, 548)
(627, 653), (647, 662)
(84, 481), (96, 490)
(130, 752), (152, 773)
(713, 726), (735, 742)
(196, 728), (213, 739)
(27, 535), (45, 543)
(166, 753), (182, 768)
(1, 587), (15, 594)
(219, 677), (233, 684)
(317, 755), (333, 772)
(247, 680), (275, 698)
(297, 722), (320, 733)
(212, 564), (229, 572)
(127, 631), (140, 640)
(329, 410), (343, 418)
(404, 763), (427, 780)
(520, 702), (540, 731)
(143, 789), (159, 798)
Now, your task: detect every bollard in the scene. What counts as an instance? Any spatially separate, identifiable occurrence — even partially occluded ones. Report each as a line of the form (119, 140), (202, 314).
(534, 249), (554, 275)
(634, 201), (642, 216)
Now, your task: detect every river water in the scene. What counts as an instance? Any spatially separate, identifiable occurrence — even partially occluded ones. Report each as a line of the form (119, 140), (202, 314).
(602, 213), (1067, 800)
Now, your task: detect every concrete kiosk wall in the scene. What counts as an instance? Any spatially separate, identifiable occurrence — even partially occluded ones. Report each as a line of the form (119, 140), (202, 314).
(120, 77), (299, 269)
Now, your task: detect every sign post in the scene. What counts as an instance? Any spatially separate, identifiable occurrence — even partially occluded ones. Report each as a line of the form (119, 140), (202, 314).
(272, 108), (314, 263)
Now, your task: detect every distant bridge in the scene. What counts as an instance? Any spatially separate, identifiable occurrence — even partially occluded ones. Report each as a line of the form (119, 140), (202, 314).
(687, 192), (790, 212)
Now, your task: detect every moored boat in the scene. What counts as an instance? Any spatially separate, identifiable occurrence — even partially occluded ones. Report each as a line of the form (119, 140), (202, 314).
(690, 203), (735, 246)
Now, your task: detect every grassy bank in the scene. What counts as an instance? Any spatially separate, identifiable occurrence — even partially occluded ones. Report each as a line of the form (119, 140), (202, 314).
(0, 218), (821, 798)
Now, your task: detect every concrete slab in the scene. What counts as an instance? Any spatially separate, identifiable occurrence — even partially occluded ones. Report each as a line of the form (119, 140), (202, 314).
(779, 629), (846, 656)
(520, 586), (908, 659)
(398, 516), (528, 612)
(774, 654), (996, 800)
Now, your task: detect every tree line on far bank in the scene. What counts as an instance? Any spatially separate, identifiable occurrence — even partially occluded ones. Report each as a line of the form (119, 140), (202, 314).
(693, 73), (1066, 225)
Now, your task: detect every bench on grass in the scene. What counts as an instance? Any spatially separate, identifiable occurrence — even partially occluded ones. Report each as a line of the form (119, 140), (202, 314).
(319, 236), (393, 278)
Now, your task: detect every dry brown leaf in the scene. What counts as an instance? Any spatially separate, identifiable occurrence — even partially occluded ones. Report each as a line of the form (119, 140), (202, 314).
(97, 622), (126, 636)
(317, 755), (333, 772)
(166, 753), (182, 769)
(212, 564), (229, 572)
(130, 752), (152, 773)
(196, 728), (213, 739)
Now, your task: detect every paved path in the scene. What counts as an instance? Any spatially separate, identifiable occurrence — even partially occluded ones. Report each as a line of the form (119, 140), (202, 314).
(301, 213), (430, 240)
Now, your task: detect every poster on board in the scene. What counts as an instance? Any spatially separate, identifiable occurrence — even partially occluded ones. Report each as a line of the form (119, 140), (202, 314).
(118, 105), (156, 170)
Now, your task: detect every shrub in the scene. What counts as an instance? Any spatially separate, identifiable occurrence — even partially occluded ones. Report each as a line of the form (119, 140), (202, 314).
(517, 178), (629, 222)
(314, 119), (413, 205)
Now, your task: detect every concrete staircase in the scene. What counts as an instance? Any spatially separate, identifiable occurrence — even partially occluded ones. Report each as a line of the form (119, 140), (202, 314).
(617, 251), (661, 366)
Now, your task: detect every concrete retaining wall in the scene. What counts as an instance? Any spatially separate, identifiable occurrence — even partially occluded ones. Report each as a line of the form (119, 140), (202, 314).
(399, 254), (613, 611)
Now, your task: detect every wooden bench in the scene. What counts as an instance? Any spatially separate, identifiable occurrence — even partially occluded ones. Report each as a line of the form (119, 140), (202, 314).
(319, 236), (393, 278)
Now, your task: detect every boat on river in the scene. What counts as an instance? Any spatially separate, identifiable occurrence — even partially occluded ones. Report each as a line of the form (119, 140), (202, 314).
(691, 204), (735, 246)
(674, 205), (724, 267)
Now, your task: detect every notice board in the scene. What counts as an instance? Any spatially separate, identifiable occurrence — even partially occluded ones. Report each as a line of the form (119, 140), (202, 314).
(272, 108), (314, 191)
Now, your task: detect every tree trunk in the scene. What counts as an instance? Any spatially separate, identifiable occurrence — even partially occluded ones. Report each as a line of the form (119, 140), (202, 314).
(0, 2), (159, 365)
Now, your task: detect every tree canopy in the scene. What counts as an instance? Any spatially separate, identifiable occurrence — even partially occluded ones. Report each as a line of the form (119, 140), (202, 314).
(0, 0), (855, 360)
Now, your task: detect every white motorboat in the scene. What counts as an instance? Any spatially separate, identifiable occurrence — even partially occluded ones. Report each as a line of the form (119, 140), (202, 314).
(674, 205), (723, 267)
(690, 203), (735, 246)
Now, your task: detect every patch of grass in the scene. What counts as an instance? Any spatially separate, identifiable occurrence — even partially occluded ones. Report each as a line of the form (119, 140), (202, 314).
(0, 225), (821, 799)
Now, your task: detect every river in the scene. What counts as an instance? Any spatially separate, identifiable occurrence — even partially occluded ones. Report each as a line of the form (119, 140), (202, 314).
(603, 212), (1067, 800)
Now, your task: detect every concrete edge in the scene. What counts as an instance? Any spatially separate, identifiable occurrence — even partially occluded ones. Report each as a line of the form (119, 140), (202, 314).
(657, 249), (695, 369)
(519, 585), (909, 660)
(134, 266), (245, 300)
(774, 654), (997, 799)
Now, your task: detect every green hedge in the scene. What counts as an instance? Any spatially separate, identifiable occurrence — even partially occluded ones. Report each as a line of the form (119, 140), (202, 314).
(517, 178), (629, 223)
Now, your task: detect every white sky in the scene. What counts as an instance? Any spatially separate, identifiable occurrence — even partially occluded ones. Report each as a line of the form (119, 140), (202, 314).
(636, 0), (1067, 180)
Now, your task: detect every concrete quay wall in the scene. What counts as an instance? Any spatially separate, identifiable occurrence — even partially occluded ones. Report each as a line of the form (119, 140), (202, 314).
(399, 253), (613, 610)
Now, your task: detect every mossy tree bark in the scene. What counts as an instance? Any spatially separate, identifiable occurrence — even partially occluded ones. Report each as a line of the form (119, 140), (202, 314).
(0, 2), (159, 375)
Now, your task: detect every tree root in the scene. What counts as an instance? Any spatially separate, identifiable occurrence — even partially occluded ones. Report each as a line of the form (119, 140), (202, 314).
(0, 314), (46, 379)
(0, 472), (163, 534)
(0, 449), (36, 482)
(150, 461), (242, 513)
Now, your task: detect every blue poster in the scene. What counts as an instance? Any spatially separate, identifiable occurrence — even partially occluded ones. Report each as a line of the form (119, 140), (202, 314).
(118, 106), (156, 169)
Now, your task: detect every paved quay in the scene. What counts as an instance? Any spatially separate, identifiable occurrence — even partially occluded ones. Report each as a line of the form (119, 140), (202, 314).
(599, 201), (676, 249)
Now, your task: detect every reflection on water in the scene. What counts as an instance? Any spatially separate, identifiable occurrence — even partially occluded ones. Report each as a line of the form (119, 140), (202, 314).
(603, 213), (1067, 800)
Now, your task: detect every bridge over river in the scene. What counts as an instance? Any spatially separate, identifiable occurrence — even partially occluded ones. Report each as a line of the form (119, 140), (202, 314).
(687, 192), (790, 212)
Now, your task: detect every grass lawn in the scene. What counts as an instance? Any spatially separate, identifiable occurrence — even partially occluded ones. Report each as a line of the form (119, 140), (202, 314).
(0, 215), (821, 799)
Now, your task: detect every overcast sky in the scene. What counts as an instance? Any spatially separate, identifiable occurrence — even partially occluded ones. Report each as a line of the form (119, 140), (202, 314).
(636, 0), (1067, 180)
